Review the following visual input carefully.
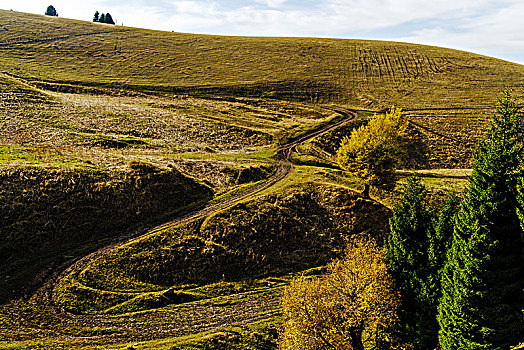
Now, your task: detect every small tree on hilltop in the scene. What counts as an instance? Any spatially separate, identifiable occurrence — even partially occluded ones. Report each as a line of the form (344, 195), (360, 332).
(336, 107), (412, 197)
(93, 11), (99, 22)
(280, 240), (400, 350)
(45, 5), (58, 16)
(99, 13), (106, 23)
(105, 13), (115, 24)
(438, 90), (524, 350)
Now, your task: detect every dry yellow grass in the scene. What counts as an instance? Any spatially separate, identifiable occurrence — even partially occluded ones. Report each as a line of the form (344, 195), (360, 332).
(2, 9), (522, 168)
(1, 10), (523, 110)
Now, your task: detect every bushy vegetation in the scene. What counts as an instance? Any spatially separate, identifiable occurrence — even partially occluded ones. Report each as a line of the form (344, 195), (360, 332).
(280, 240), (400, 350)
(336, 107), (413, 192)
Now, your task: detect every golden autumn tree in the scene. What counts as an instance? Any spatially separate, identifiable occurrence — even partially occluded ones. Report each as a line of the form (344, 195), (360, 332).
(336, 107), (412, 196)
(280, 240), (400, 350)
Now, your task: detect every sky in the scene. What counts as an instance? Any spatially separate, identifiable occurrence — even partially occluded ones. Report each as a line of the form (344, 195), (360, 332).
(1, 0), (524, 65)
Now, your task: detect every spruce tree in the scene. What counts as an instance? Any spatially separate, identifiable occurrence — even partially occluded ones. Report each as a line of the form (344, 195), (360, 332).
(386, 176), (438, 348)
(105, 13), (115, 25)
(429, 193), (460, 279)
(93, 11), (99, 22)
(438, 91), (524, 350)
(99, 13), (106, 23)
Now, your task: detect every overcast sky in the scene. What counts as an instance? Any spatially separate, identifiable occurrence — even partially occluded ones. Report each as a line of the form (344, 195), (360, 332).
(1, 0), (523, 65)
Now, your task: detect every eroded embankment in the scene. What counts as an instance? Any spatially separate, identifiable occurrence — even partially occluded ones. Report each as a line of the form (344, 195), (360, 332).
(0, 165), (213, 302)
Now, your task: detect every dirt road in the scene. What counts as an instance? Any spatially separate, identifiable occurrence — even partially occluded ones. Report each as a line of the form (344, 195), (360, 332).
(5, 106), (358, 347)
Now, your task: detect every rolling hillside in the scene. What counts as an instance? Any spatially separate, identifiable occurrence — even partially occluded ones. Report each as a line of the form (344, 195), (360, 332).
(2, 10), (523, 108)
(0, 9), (522, 349)
(1, 9), (524, 167)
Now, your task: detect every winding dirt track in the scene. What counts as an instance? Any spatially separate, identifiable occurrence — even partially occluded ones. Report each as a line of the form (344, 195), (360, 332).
(29, 106), (358, 345)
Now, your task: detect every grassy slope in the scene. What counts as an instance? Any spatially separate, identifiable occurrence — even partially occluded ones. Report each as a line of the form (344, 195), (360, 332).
(55, 183), (389, 313)
(0, 9), (521, 349)
(2, 10), (523, 167)
(0, 165), (213, 302)
(2, 10), (523, 109)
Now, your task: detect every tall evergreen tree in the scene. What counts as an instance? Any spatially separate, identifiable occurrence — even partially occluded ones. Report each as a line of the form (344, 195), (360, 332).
(99, 13), (106, 23)
(429, 193), (460, 280)
(386, 176), (438, 349)
(93, 11), (99, 22)
(438, 91), (524, 350)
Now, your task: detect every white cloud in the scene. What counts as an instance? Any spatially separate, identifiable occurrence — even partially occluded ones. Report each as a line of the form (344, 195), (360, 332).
(393, 1), (524, 64)
(254, 0), (288, 8)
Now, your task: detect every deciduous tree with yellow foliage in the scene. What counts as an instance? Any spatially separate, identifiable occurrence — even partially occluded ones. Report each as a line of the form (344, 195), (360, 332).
(279, 240), (400, 350)
(336, 107), (412, 195)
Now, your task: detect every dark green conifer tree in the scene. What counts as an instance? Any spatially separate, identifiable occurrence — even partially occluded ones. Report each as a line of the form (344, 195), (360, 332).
(386, 176), (438, 349)
(105, 13), (115, 24)
(45, 5), (58, 16)
(438, 91), (524, 350)
(99, 13), (106, 23)
(429, 193), (460, 279)
(93, 11), (99, 22)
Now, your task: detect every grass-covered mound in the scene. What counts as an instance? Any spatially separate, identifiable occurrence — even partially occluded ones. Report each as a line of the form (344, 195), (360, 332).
(0, 164), (213, 303)
(56, 183), (390, 314)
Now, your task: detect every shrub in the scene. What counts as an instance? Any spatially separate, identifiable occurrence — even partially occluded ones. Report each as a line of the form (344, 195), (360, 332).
(336, 107), (413, 193)
(280, 240), (400, 350)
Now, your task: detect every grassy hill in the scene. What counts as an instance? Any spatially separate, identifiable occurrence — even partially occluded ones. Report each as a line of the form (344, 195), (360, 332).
(2, 10), (523, 108)
(0, 9), (522, 349)
(1, 9), (524, 167)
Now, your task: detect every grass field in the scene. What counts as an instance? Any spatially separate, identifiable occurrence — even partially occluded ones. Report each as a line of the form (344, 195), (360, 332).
(1, 9), (522, 349)
(2, 9), (524, 167)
